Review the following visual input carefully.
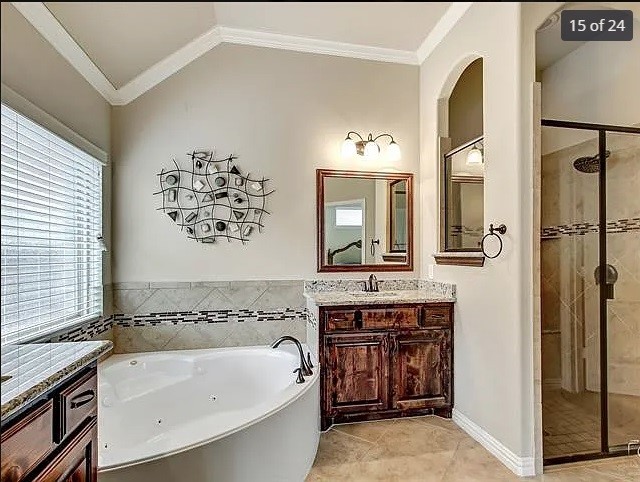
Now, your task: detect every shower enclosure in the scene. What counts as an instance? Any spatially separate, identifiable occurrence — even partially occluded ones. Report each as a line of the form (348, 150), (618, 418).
(540, 119), (640, 464)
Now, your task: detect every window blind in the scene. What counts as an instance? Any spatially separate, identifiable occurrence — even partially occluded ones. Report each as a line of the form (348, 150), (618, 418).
(1, 103), (103, 345)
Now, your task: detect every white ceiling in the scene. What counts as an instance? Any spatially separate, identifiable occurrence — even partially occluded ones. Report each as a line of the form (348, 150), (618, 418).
(45, 2), (217, 88)
(536, 2), (640, 71)
(12, 2), (468, 104)
(42, 2), (451, 89)
(213, 2), (451, 51)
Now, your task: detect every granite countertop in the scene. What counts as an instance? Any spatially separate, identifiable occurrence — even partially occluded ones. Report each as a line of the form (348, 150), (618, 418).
(1, 340), (113, 421)
(304, 289), (456, 306)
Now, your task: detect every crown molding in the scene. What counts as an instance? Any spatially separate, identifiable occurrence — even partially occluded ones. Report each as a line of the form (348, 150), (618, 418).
(219, 26), (418, 66)
(13, 2), (470, 106)
(114, 26), (223, 105)
(417, 2), (473, 64)
(11, 2), (119, 104)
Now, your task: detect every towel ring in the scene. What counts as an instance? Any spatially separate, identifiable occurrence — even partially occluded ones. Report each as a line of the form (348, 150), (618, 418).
(481, 224), (507, 259)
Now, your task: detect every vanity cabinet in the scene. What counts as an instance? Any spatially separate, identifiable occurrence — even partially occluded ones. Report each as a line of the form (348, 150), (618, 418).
(320, 303), (453, 430)
(324, 333), (389, 415)
(1, 365), (98, 482)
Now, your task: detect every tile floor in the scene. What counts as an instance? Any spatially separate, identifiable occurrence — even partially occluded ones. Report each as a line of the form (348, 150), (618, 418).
(543, 388), (600, 458)
(543, 388), (640, 458)
(306, 416), (639, 481)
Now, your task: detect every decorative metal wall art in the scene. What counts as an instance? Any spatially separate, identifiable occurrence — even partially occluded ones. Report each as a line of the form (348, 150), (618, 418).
(155, 150), (274, 244)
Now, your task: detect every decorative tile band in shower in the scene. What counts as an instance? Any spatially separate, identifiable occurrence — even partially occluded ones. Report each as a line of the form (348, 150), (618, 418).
(112, 308), (308, 327)
(541, 217), (640, 239)
(450, 225), (483, 237)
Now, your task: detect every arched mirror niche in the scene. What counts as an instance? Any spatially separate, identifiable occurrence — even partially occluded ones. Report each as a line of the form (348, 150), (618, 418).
(434, 57), (485, 267)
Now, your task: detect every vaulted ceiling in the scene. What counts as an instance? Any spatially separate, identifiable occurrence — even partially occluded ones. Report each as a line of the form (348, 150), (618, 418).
(13, 2), (467, 105)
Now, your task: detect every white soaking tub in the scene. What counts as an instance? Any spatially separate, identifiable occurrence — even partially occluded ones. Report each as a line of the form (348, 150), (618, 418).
(98, 345), (320, 482)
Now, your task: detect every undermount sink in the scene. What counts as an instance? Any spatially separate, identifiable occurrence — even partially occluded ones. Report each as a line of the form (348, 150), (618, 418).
(1, 375), (12, 383)
(350, 291), (401, 297)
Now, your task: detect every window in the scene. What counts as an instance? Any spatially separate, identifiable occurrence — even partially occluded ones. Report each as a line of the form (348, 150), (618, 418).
(335, 208), (363, 227)
(1, 104), (103, 345)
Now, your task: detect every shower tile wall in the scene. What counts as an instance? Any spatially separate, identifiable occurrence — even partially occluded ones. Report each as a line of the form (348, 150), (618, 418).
(541, 131), (640, 455)
(542, 133), (639, 394)
(110, 280), (307, 354)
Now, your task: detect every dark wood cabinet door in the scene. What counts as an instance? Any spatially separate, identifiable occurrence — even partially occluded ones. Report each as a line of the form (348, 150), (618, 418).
(323, 333), (389, 417)
(33, 419), (97, 482)
(390, 329), (452, 411)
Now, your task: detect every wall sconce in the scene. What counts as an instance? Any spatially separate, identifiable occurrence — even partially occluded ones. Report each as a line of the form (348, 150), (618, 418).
(466, 139), (483, 166)
(341, 132), (401, 162)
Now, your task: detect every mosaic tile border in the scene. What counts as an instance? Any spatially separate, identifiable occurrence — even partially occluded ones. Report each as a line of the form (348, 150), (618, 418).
(541, 217), (640, 239)
(54, 316), (113, 342)
(112, 308), (307, 327)
(450, 225), (483, 236)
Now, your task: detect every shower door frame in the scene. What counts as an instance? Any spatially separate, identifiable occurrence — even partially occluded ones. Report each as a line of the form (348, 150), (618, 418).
(541, 119), (640, 465)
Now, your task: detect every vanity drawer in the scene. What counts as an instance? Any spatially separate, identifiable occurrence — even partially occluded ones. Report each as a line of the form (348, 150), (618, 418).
(361, 307), (419, 330)
(55, 370), (97, 443)
(422, 305), (452, 327)
(325, 310), (359, 331)
(325, 307), (420, 331)
(1, 400), (55, 482)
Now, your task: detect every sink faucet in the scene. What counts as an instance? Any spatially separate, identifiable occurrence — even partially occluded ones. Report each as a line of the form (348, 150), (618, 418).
(363, 274), (379, 292)
(270, 336), (314, 382)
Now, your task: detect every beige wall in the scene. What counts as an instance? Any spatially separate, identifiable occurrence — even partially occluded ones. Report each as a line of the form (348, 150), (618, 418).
(421, 2), (534, 465)
(1, 2), (113, 293)
(448, 58), (483, 149)
(0, 3), (111, 153)
(111, 43), (419, 282)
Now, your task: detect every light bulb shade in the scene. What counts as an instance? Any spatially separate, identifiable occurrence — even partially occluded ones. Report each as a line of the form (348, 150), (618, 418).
(387, 141), (401, 162)
(364, 140), (379, 160)
(466, 148), (483, 165)
(341, 138), (357, 158)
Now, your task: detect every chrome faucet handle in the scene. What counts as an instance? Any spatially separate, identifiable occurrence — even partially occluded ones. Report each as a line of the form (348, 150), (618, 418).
(294, 368), (305, 384)
(306, 352), (314, 369)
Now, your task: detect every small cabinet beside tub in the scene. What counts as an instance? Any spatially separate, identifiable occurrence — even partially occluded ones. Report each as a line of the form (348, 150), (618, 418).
(320, 303), (454, 430)
(1, 365), (99, 482)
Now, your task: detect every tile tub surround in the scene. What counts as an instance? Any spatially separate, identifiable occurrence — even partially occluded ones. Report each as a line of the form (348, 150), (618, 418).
(0, 340), (113, 420)
(110, 280), (308, 354)
(46, 316), (114, 343)
(113, 280), (306, 314)
(111, 311), (307, 354)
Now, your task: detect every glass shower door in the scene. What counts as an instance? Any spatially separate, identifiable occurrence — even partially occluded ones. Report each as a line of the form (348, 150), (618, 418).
(605, 131), (640, 452)
(541, 126), (602, 459)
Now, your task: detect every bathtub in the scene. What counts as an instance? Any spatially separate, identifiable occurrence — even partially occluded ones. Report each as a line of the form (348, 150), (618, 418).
(97, 345), (320, 482)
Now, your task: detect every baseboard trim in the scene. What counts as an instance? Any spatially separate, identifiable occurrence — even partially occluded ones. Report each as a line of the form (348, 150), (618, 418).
(452, 409), (536, 477)
(543, 378), (562, 390)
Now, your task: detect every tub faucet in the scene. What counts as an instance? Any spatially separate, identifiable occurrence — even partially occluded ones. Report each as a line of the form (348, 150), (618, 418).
(270, 336), (313, 379)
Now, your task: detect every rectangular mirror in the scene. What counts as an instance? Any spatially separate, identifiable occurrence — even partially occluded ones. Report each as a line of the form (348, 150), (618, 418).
(317, 169), (413, 272)
(443, 136), (484, 251)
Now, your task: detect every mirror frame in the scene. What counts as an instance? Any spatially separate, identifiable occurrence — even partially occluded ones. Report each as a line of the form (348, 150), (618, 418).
(316, 169), (413, 272)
